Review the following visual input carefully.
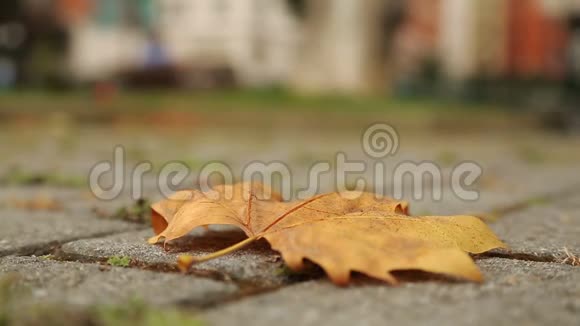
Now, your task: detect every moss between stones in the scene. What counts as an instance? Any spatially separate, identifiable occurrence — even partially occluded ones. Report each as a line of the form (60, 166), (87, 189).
(106, 256), (132, 268)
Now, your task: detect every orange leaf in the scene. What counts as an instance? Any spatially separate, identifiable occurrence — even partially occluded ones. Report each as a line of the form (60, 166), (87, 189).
(149, 182), (506, 285)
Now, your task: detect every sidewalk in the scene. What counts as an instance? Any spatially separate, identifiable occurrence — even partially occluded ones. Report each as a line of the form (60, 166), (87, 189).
(1, 120), (579, 326)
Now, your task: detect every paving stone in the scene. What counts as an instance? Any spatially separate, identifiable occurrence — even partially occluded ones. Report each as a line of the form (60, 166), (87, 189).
(0, 187), (152, 256)
(202, 258), (580, 326)
(0, 209), (144, 256)
(490, 193), (580, 260)
(0, 186), (148, 256)
(60, 228), (296, 287)
(406, 166), (580, 216)
(0, 255), (238, 307)
(0, 185), (155, 215)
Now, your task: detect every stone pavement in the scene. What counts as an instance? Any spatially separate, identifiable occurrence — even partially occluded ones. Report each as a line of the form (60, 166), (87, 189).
(0, 255), (237, 307)
(1, 126), (579, 326)
(1, 181), (579, 326)
(203, 259), (580, 326)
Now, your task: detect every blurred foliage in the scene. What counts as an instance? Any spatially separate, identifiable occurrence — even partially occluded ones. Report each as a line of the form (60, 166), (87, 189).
(0, 88), (506, 113)
(0, 167), (86, 188)
(97, 198), (151, 224)
(515, 146), (548, 165)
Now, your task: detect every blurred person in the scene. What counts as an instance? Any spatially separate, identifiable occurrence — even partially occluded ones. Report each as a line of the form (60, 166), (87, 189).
(143, 31), (169, 69)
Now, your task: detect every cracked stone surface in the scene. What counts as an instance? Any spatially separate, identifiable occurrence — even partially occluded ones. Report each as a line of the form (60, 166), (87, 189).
(202, 258), (580, 326)
(60, 228), (293, 286)
(0, 255), (238, 307)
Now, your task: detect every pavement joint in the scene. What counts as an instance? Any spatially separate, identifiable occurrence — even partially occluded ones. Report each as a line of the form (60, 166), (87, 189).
(0, 226), (149, 258)
(478, 249), (577, 267)
(50, 246), (317, 308)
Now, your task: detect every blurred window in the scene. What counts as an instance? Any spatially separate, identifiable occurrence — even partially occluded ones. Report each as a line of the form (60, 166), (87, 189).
(132, 0), (156, 28)
(213, 0), (230, 15)
(94, 0), (121, 26)
(94, 0), (155, 28)
(287, 0), (307, 19)
(0, 56), (16, 88)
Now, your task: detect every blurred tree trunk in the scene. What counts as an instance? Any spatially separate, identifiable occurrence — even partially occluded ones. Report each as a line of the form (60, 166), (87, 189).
(290, 0), (403, 94)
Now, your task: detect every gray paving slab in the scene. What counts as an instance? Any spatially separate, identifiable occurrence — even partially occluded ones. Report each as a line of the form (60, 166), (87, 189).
(490, 193), (580, 261)
(0, 186), (148, 256)
(406, 166), (580, 216)
(0, 255), (238, 307)
(202, 258), (580, 326)
(0, 209), (144, 256)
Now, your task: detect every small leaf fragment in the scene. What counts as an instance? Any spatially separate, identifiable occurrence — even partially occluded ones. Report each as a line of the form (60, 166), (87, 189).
(177, 255), (196, 273)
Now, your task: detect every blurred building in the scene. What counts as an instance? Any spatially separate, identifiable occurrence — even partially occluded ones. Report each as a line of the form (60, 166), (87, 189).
(289, 0), (405, 94)
(414, 0), (578, 82)
(437, 0), (508, 81)
(3, 0), (580, 93)
(60, 0), (300, 87)
(0, 0), (25, 88)
(541, 0), (580, 84)
(0, 0), (69, 88)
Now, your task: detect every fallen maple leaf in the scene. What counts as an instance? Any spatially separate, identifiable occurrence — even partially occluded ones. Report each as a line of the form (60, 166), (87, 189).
(148, 182), (506, 285)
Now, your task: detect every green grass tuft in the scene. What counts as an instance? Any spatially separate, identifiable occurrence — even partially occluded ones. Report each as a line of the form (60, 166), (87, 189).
(0, 168), (86, 188)
(100, 198), (151, 224)
(106, 256), (131, 268)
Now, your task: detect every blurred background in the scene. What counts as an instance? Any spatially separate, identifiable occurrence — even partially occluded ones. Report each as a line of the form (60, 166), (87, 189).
(1, 0), (580, 104)
(1, 0), (579, 211)
(2, 3), (580, 324)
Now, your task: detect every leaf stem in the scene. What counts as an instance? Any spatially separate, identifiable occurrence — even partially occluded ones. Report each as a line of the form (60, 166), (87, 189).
(182, 235), (261, 266)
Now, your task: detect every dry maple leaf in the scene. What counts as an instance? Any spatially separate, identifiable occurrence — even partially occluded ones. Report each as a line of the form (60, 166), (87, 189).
(148, 182), (506, 285)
